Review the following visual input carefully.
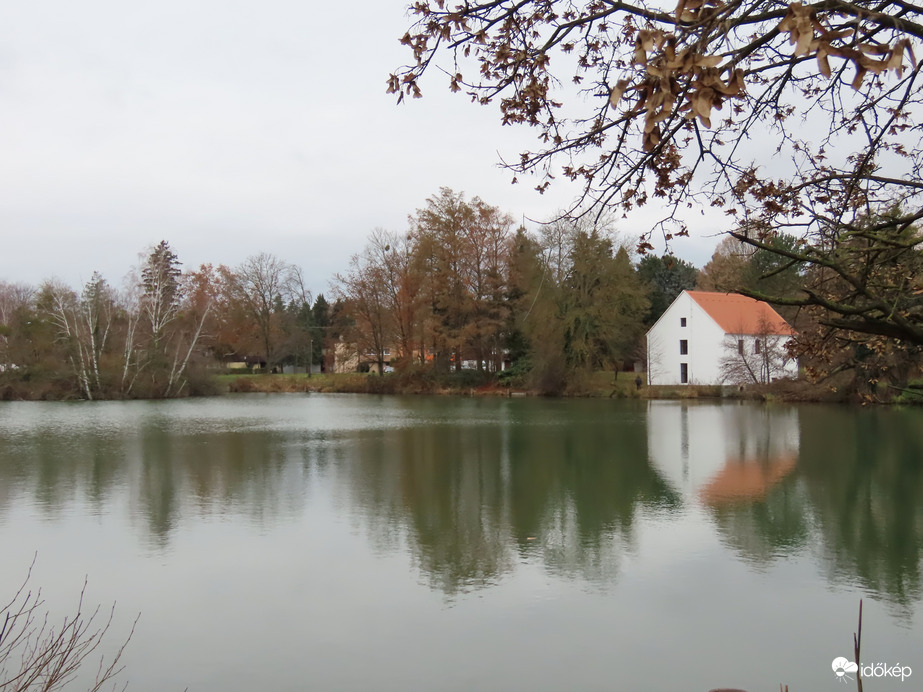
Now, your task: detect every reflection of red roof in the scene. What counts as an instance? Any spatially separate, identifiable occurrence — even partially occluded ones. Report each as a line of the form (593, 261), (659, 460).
(699, 453), (797, 506)
(687, 291), (795, 336)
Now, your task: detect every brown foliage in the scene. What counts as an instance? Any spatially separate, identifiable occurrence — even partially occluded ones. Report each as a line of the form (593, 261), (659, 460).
(393, 0), (923, 352)
(335, 189), (516, 374)
(392, 0), (921, 236)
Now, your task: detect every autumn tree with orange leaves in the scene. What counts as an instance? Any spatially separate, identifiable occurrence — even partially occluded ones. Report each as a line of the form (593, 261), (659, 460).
(335, 189), (517, 374)
(410, 188), (516, 372)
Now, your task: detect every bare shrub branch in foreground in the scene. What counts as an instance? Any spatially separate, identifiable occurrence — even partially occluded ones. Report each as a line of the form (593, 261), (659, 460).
(0, 559), (137, 692)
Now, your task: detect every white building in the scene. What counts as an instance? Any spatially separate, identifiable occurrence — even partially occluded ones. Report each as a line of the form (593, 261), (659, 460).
(646, 290), (797, 385)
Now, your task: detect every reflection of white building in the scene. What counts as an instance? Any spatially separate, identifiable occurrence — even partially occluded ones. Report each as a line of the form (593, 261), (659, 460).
(647, 401), (800, 505)
(646, 290), (797, 385)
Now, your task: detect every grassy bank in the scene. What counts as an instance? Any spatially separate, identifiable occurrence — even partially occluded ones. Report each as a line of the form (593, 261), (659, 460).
(642, 380), (847, 403)
(217, 370), (519, 396)
(5, 368), (911, 404)
(216, 370), (858, 403)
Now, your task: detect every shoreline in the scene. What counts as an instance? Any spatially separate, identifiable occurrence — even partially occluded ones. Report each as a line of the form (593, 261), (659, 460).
(3, 371), (920, 405)
(218, 372), (908, 405)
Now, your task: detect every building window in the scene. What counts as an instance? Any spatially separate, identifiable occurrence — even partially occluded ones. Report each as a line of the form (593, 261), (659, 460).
(754, 340), (761, 354)
(738, 339), (744, 355)
(680, 363), (688, 384)
(680, 317), (687, 327)
(679, 339), (688, 355)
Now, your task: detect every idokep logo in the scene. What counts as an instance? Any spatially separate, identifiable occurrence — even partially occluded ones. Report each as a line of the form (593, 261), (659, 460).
(832, 658), (858, 682)
(832, 657), (912, 683)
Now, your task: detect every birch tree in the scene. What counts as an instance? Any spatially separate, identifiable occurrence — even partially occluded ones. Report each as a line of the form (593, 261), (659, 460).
(78, 272), (115, 396)
(38, 281), (91, 398)
(37, 276), (116, 400)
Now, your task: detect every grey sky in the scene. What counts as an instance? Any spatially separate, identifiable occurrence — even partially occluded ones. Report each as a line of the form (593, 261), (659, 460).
(0, 1), (722, 298)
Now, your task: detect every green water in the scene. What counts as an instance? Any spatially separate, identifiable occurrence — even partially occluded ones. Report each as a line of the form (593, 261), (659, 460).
(0, 395), (920, 691)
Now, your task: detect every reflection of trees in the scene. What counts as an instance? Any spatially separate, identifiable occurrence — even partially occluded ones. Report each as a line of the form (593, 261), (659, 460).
(799, 407), (923, 611)
(0, 426), (126, 518)
(0, 397), (680, 595)
(5, 398), (921, 607)
(134, 427), (305, 546)
(709, 406), (923, 612)
(708, 480), (811, 566)
(0, 406), (306, 547)
(137, 424), (179, 547)
(507, 403), (679, 584)
(344, 400), (678, 595)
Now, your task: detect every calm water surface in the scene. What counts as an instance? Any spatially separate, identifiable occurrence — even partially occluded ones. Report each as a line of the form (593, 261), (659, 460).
(0, 395), (921, 691)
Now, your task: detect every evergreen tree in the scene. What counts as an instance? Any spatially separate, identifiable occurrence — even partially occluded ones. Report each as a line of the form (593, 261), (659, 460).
(637, 255), (698, 326)
(563, 232), (649, 371)
(311, 294), (330, 369)
(518, 222), (650, 391)
(140, 240), (182, 352)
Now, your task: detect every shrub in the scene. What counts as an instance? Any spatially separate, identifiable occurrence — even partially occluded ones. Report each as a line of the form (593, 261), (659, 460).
(497, 358), (531, 387)
(0, 559), (136, 692)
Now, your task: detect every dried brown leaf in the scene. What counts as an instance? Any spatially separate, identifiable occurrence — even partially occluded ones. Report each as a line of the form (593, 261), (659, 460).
(817, 49), (831, 78)
(609, 79), (629, 108)
(851, 65), (867, 90)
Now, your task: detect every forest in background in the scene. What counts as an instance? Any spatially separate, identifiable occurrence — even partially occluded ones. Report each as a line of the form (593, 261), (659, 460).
(0, 241), (333, 399)
(0, 187), (918, 400)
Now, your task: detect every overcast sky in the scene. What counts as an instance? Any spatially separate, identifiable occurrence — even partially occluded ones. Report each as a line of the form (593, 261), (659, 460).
(0, 1), (723, 298)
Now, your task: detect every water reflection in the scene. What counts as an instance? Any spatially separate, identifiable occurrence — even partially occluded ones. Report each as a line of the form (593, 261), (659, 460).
(0, 397), (922, 611)
(136, 427), (311, 544)
(647, 401), (799, 505)
(799, 406), (923, 611)
(339, 402), (678, 594)
(643, 401), (923, 613)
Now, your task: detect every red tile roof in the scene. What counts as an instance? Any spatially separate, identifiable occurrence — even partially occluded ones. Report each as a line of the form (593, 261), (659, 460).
(687, 291), (795, 336)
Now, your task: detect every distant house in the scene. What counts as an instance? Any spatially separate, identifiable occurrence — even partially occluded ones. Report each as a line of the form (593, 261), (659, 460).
(646, 290), (797, 386)
(332, 339), (395, 374)
(224, 355), (268, 372)
(332, 338), (511, 374)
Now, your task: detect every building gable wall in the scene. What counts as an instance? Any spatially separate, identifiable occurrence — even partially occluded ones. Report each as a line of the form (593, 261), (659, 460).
(647, 291), (796, 385)
(648, 292), (726, 385)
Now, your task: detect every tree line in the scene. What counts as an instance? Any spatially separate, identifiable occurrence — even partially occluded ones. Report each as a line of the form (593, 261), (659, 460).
(2, 187), (919, 400)
(389, 1), (923, 399)
(335, 188), (922, 396)
(0, 242), (338, 399)
(0, 188), (707, 399)
(333, 187), (700, 392)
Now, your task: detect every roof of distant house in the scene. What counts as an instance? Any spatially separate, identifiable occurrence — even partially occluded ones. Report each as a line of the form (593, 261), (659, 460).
(687, 291), (795, 336)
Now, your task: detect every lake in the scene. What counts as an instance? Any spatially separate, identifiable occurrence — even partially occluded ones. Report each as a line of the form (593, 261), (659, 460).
(0, 395), (920, 691)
